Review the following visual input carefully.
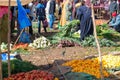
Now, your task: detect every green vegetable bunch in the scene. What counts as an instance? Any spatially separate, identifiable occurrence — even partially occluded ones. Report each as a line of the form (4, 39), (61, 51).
(2, 59), (37, 78)
(80, 35), (117, 47)
(50, 20), (80, 45)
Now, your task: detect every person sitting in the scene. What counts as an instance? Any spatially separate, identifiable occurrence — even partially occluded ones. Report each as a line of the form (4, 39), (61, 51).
(109, 0), (118, 19)
(109, 11), (120, 32)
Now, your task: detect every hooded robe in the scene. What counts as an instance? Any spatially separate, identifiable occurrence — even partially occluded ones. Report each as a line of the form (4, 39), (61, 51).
(77, 5), (93, 40)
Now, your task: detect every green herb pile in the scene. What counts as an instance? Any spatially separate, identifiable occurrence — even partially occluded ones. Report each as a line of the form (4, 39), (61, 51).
(49, 20), (119, 47)
(49, 20), (80, 46)
(80, 35), (117, 47)
(3, 59), (37, 78)
(80, 24), (119, 47)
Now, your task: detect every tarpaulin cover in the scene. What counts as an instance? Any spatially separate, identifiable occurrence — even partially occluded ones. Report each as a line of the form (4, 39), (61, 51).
(65, 72), (111, 80)
(65, 72), (97, 80)
(17, 0), (31, 30)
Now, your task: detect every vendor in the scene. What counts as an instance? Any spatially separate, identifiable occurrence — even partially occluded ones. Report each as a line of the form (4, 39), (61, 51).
(77, 1), (93, 40)
(109, 11), (120, 32)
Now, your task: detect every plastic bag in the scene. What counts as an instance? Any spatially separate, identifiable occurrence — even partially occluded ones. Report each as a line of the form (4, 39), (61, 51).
(43, 19), (48, 27)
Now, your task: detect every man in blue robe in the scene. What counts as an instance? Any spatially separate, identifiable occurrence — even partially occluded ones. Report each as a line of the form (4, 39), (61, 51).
(77, 1), (93, 40)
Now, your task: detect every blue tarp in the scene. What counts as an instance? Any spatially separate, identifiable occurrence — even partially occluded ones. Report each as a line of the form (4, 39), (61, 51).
(17, 0), (31, 30)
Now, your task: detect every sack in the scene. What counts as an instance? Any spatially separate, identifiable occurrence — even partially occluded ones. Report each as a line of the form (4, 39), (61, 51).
(43, 19), (48, 27)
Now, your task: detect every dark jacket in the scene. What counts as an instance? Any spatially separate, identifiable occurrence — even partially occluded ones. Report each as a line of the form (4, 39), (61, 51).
(49, 0), (56, 14)
(36, 3), (45, 20)
(77, 5), (93, 40)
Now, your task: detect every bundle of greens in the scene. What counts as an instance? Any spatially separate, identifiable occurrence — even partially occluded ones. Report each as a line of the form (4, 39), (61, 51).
(2, 59), (37, 78)
(80, 35), (117, 47)
(50, 20), (80, 47)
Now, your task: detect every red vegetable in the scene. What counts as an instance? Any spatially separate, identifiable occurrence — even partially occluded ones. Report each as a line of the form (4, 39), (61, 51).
(4, 70), (55, 80)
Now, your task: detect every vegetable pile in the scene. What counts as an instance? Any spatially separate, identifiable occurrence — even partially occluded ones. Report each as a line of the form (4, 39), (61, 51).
(80, 24), (119, 47)
(63, 59), (109, 79)
(13, 43), (28, 50)
(29, 36), (51, 49)
(96, 54), (120, 71)
(96, 24), (120, 41)
(2, 59), (37, 78)
(80, 35), (117, 47)
(57, 40), (80, 47)
(0, 42), (12, 52)
(50, 20), (80, 47)
(4, 70), (54, 80)
(63, 54), (120, 79)
(50, 21), (119, 47)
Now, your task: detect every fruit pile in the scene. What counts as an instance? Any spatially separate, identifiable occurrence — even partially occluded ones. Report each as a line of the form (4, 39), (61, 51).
(4, 70), (55, 80)
(97, 54), (120, 69)
(63, 59), (109, 78)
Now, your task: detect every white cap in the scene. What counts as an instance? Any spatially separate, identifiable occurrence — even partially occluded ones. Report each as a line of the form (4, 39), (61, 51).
(28, 2), (33, 7)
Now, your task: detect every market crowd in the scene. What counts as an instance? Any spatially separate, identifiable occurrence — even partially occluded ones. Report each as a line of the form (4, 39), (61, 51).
(1, 0), (120, 43)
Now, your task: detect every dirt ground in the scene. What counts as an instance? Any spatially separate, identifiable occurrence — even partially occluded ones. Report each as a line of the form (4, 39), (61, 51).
(20, 45), (120, 66)
(20, 47), (96, 66)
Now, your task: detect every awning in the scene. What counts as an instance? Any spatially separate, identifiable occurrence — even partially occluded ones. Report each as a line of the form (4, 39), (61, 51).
(0, 0), (33, 6)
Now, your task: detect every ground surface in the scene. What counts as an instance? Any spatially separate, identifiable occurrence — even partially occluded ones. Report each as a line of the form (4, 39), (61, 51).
(20, 46), (120, 66)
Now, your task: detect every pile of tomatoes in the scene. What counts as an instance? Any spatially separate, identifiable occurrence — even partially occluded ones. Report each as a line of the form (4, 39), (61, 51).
(4, 70), (54, 80)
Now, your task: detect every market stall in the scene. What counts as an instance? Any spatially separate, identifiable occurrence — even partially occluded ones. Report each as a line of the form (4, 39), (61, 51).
(0, 0), (33, 79)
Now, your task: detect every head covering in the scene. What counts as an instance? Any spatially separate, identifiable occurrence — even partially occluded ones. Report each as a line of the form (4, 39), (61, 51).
(28, 2), (33, 7)
(112, 12), (117, 17)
